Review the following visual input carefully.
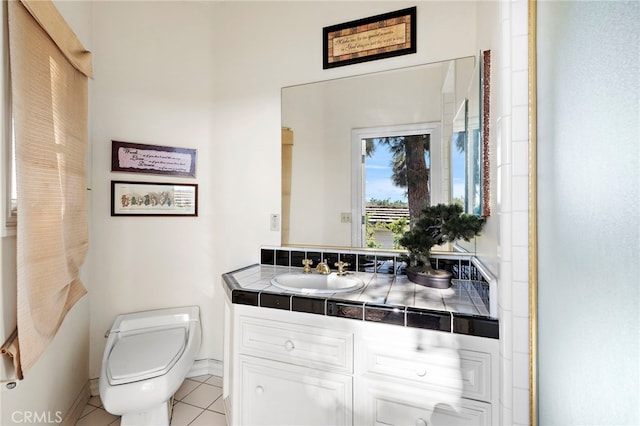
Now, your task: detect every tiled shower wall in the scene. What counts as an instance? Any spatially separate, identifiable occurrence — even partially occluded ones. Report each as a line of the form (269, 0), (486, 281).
(496, 1), (531, 425)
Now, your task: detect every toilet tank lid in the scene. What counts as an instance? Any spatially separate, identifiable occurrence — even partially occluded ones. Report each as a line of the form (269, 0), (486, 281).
(107, 326), (186, 385)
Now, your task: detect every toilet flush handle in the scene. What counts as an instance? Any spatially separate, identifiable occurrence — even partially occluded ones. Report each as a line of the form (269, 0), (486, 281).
(104, 329), (110, 338)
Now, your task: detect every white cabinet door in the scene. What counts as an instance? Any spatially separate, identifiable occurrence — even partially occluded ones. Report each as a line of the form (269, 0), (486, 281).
(237, 355), (353, 426)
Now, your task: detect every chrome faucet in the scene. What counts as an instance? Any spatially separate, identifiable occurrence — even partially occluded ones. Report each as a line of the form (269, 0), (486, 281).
(316, 260), (331, 275)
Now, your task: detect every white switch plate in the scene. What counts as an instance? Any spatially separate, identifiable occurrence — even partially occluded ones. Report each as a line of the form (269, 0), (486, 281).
(340, 212), (351, 223)
(270, 214), (280, 231)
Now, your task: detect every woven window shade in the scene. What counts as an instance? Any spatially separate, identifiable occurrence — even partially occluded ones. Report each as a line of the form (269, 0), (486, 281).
(8, 0), (91, 373)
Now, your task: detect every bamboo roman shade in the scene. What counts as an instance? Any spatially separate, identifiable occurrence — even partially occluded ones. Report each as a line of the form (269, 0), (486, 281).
(8, 0), (92, 372)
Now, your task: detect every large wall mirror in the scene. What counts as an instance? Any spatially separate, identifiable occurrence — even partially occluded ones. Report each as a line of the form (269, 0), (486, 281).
(281, 53), (489, 249)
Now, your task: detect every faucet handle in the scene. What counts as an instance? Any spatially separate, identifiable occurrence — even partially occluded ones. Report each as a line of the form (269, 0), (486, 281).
(334, 261), (350, 276)
(302, 258), (313, 273)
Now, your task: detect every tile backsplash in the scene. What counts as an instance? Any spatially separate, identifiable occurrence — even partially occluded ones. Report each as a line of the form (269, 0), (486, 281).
(260, 246), (493, 314)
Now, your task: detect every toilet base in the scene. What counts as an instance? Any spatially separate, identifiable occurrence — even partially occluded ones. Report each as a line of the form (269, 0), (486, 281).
(120, 400), (171, 426)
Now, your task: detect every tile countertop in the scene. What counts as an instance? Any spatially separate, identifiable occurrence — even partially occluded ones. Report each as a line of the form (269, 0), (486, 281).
(222, 264), (499, 339)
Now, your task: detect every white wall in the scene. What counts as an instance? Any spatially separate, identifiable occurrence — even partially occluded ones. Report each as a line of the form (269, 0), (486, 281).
(0, 300), (89, 425)
(87, 0), (484, 378)
(0, 1), (92, 423)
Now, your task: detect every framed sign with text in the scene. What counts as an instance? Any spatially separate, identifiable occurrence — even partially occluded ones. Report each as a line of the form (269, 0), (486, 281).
(323, 7), (417, 69)
(111, 140), (197, 177)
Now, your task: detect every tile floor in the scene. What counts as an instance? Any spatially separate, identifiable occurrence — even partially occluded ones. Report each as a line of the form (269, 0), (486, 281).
(76, 375), (227, 426)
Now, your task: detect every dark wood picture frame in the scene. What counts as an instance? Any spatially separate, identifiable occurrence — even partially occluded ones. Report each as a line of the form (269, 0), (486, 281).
(111, 140), (197, 177)
(111, 180), (198, 217)
(323, 7), (417, 69)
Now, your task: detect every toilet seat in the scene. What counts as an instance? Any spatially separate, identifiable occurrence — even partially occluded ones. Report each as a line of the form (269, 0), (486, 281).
(107, 326), (186, 385)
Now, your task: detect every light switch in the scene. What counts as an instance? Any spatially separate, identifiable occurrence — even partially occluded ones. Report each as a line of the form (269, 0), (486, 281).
(270, 214), (280, 231)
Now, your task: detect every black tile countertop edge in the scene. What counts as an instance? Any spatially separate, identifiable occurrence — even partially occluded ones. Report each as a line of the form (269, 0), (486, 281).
(452, 313), (500, 339)
(222, 266), (498, 339)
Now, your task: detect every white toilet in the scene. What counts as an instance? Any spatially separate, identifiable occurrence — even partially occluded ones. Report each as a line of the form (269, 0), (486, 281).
(99, 306), (202, 426)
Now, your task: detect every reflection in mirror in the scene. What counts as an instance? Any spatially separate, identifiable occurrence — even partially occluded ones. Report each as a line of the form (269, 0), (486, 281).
(450, 50), (491, 218)
(466, 59), (483, 216)
(451, 99), (467, 208)
(352, 123), (438, 248)
(281, 56), (476, 249)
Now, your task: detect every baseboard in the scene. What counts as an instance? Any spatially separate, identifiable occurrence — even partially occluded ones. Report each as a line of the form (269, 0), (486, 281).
(61, 382), (91, 426)
(90, 358), (223, 396)
(187, 358), (223, 379)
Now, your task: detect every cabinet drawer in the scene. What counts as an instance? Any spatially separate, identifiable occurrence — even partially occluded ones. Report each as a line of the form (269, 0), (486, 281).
(238, 355), (352, 426)
(363, 341), (492, 401)
(358, 378), (491, 426)
(238, 316), (353, 373)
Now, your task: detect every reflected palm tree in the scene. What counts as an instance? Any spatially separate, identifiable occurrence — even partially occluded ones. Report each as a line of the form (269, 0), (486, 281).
(366, 134), (430, 225)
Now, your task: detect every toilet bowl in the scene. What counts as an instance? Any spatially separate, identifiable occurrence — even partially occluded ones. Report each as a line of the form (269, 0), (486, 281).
(99, 306), (201, 426)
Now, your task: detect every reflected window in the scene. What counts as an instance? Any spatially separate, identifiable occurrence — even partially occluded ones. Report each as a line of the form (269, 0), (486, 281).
(451, 130), (466, 208)
(466, 128), (482, 216)
(363, 134), (430, 249)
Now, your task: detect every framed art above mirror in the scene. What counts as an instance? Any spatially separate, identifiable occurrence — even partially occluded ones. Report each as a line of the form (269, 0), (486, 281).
(281, 53), (490, 250)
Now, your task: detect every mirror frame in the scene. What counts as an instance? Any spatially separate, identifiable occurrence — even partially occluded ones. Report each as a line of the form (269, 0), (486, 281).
(481, 50), (492, 217)
(528, 1), (538, 424)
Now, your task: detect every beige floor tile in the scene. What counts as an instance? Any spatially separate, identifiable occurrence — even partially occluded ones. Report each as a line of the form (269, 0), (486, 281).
(170, 402), (204, 426)
(181, 383), (223, 409)
(174, 379), (200, 401)
(188, 374), (212, 383)
(88, 395), (103, 408)
(76, 408), (119, 426)
(79, 404), (97, 418)
(208, 396), (225, 414)
(190, 410), (227, 426)
(205, 375), (223, 387)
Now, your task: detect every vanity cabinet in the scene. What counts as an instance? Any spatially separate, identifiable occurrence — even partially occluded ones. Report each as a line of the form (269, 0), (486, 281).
(224, 302), (498, 426)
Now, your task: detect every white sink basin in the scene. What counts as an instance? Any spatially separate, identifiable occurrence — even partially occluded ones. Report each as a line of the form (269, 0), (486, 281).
(271, 272), (364, 294)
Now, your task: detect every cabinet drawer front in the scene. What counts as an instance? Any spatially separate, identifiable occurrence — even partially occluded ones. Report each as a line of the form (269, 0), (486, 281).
(239, 316), (353, 372)
(359, 379), (491, 426)
(364, 341), (492, 401)
(239, 356), (353, 426)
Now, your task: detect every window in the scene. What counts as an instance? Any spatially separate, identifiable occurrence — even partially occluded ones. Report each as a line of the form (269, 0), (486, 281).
(7, 0), (92, 372)
(8, 119), (17, 224)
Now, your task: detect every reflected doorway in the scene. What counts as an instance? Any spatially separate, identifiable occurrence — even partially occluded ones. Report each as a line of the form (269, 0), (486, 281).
(351, 123), (442, 248)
